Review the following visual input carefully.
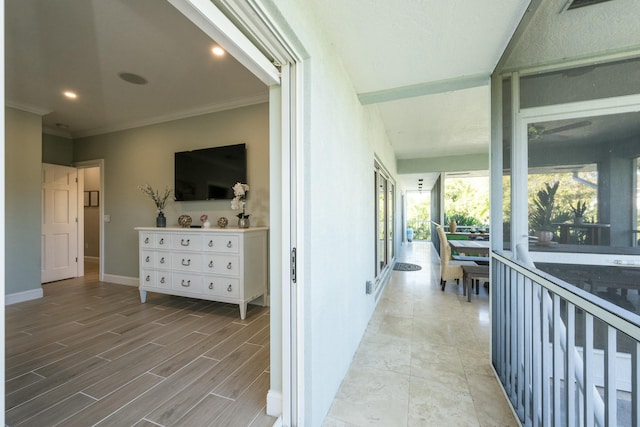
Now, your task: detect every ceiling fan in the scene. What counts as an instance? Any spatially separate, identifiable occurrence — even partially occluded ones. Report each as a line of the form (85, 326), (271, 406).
(528, 120), (592, 139)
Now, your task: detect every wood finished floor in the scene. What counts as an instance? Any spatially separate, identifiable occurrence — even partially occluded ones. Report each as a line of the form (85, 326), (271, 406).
(5, 261), (276, 427)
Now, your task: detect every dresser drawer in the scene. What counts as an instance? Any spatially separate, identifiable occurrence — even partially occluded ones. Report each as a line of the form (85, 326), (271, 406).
(141, 270), (170, 289)
(171, 272), (203, 293)
(202, 276), (240, 298)
(203, 255), (240, 276)
(156, 234), (170, 249)
(140, 232), (155, 248)
(171, 252), (202, 272)
(170, 234), (203, 251)
(203, 235), (240, 254)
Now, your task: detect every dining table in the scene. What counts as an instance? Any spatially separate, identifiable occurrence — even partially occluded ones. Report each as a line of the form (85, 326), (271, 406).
(448, 239), (491, 256)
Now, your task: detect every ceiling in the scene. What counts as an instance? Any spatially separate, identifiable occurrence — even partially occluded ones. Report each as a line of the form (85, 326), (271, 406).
(5, 0), (639, 192)
(5, 0), (268, 138)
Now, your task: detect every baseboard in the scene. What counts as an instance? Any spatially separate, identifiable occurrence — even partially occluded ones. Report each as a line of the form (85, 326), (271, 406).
(6, 287), (44, 305)
(103, 274), (138, 287)
(266, 389), (282, 418)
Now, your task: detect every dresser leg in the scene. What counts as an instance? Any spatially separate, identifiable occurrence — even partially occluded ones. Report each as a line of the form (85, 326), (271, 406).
(240, 303), (247, 320)
(140, 288), (147, 303)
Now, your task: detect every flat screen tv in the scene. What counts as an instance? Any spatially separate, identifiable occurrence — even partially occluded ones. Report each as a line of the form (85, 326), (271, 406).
(174, 143), (247, 201)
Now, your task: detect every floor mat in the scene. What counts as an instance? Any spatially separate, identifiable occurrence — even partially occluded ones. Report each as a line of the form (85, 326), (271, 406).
(393, 262), (422, 271)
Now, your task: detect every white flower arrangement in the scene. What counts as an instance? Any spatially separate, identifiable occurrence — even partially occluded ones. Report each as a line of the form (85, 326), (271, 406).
(231, 182), (250, 219)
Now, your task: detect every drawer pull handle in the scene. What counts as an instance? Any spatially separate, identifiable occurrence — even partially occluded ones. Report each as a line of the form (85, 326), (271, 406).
(160, 277), (165, 284)
(159, 238), (164, 245)
(227, 241), (232, 248)
(181, 239), (190, 246)
(227, 262), (232, 270)
(209, 283), (214, 290)
(144, 237), (150, 244)
(227, 284), (233, 292)
(182, 280), (190, 287)
(208, 240), (214, 247)
(145, 275), (151, 282)
(160, 257), (165, 264)
(208, 261), (214, 268)
(145, 256), (150, 262)
(182, 259), (191, 266)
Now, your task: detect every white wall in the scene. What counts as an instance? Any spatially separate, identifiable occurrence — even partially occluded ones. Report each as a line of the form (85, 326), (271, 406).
(264, 2), (398, 424)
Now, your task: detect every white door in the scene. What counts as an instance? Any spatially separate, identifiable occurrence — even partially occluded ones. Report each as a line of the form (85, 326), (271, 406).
(42, 163), (78, 283)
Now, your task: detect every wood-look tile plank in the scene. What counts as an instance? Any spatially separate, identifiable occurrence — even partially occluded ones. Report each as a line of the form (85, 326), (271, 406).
(151, 314), (212, 346)
(213, 345), (270, 400)
(34, 333), (123, 378)
(204, 315), (270, 360)
(95, 357), (219, 427)
(212, 372), (272, 427)
(6, 322), (86, 358)
(97, 323), (166, 360)
(5, 372), (44, 394)
(246, 323), (270, 346)
(5, 342), (66, 371)
(58, 374), (164, 427)
(172, 393), (233, 426)
(83, 331), (208, 400)
(150, 322), (245, 378)
(145, 343), (263, 426)
(6, 356), (108, 410)
(16, 392), (96, 427)
(249, 411), (279, 427)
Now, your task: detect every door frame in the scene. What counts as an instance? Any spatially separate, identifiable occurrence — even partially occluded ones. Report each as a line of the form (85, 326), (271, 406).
(75, 159), (105, 281)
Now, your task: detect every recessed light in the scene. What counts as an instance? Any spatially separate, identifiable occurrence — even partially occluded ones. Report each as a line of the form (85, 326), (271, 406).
(211, 46), (225, 57)
(63, 91), (77, 99)
(118, 72), (148, 85)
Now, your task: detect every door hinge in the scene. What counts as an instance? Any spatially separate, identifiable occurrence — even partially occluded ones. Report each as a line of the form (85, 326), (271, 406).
(75, 217), (78, 223)
(291, 247), (297, 283)
(75, 257), (78, 262)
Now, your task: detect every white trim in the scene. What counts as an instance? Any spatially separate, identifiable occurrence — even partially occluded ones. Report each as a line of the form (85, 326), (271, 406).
(168, 0), (280, 86)
(103, 274), (138, 287)
(5, 288), (44, 305)
(520, 93), (640, 122)
(266, 389), (282, 417)
(4, 100), (51, 116)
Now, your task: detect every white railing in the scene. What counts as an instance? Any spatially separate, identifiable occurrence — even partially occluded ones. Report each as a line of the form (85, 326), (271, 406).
(492, 251), (640, 427)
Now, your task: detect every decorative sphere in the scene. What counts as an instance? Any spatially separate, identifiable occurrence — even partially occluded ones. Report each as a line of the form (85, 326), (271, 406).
(217, 217), (229, 228)
(178, 214), (192, 228)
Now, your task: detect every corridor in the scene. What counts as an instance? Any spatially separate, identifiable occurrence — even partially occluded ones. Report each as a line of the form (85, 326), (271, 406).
(323, 241), (517, 426)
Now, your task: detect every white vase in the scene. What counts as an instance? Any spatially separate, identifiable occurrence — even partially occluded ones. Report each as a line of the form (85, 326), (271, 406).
(202, 220), (210, 228)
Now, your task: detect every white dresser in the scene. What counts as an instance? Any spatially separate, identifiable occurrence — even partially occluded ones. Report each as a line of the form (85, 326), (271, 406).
(135, 227), (268, 319)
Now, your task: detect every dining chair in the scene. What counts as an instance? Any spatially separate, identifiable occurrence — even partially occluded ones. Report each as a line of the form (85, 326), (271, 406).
(436, 226), (477, 292)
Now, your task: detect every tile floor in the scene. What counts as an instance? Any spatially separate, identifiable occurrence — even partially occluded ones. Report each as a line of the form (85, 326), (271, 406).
(322, 241), (519, 427)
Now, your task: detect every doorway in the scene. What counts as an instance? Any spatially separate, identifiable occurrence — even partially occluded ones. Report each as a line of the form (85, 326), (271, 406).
(76, 159), (105, 281)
